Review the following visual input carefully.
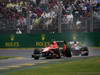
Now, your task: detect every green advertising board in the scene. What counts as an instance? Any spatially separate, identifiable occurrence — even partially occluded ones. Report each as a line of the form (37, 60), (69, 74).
(0, 32), (100, 48)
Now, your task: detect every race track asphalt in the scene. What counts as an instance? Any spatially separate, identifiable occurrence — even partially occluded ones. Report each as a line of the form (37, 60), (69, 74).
(0, 47), (100, 71)
(0, 49), (33, 58)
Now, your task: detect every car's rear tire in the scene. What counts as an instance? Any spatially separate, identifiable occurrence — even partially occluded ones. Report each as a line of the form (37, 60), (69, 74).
(34, 56), (39, 60)
(81, 52), (89, 56)
(81, 47), (89, 56)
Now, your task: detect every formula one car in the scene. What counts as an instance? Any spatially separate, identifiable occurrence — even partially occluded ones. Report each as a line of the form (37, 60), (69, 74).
(32, 41), (89, 60)
(42, 46), (61, 59)
(32, 47), (61, 60)
(32, 41), (64, 60)
(70, 41), (89, 56)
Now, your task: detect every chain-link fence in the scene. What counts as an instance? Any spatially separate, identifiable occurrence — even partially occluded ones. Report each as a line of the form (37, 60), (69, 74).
(0, 10), (100, 33)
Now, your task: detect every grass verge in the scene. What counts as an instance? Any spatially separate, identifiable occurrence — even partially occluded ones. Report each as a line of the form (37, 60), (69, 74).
(0, 56), (16, 60)
(6, 57), (100, 75)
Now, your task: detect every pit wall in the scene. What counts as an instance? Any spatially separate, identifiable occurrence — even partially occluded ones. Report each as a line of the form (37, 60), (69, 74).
(0, 32), (100, 48)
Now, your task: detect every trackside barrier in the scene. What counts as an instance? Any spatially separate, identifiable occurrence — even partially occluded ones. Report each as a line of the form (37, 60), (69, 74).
(0, 32), (100, 48)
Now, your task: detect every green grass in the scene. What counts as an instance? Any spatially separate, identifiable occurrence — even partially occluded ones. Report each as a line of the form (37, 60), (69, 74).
(0, 56), (15, 60)
(7, 57), (100, 75)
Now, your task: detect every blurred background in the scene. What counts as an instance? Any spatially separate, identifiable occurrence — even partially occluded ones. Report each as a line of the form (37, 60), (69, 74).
(0, 0), (100, 34)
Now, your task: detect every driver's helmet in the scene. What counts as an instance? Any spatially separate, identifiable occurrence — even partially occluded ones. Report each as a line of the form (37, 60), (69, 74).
(52, 41), (58, 48)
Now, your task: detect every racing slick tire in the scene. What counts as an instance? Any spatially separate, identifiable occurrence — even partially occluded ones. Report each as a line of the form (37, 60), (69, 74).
(32, 49), (40, 60)
(81, 47), (89, 56)
(32, 54), (40, 60)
